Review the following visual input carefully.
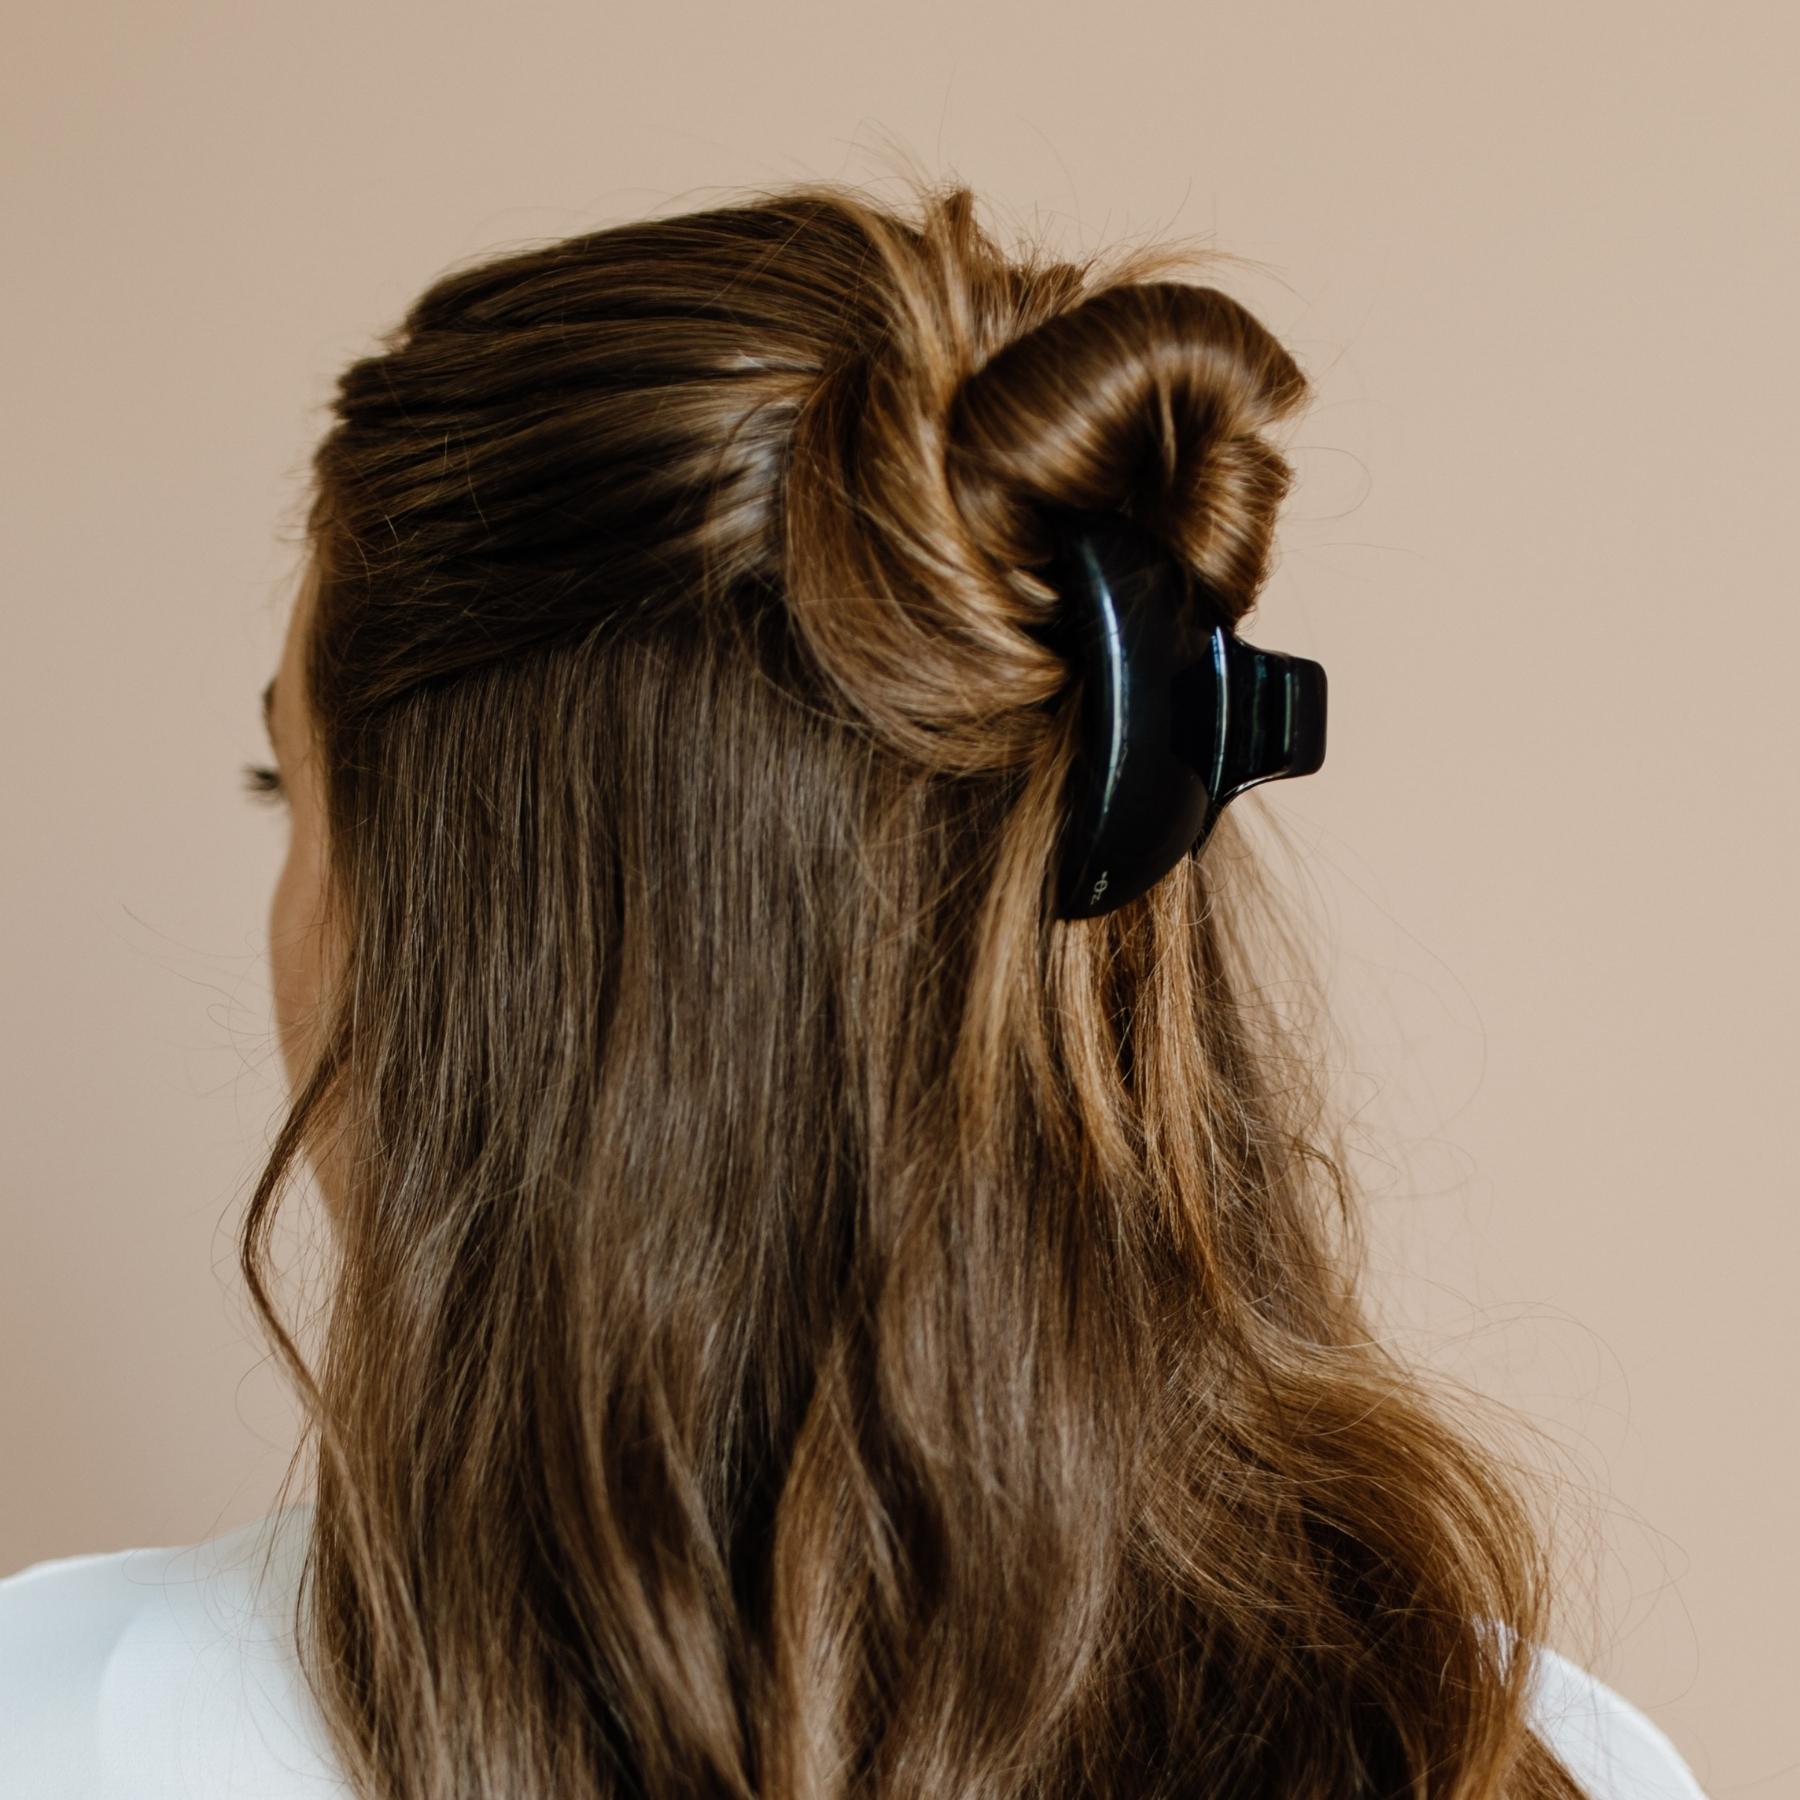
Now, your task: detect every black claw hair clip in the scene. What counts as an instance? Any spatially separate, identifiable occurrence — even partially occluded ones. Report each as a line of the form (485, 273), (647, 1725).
(1035, 507), (1328, 920)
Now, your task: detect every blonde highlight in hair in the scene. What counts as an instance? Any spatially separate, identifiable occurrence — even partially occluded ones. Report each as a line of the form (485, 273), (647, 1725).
(242, 170), (1588, 1798)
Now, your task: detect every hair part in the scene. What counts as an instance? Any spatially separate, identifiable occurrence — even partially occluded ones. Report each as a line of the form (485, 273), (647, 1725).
(242, 168), (1587, 1799)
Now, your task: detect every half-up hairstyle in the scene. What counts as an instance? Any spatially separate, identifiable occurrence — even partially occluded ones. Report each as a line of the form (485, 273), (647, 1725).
(243, 170), (1588, 1799)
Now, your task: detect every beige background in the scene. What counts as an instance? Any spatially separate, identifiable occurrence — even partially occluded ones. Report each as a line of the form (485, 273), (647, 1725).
(4, 3), (1794, 1792)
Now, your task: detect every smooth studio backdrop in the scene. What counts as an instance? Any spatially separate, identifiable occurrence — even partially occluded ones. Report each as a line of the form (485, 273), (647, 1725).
(4, 4), (1794, 1793)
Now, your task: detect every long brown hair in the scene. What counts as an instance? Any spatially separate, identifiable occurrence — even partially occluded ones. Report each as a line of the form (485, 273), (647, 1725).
(242, 169), (1588, 1798)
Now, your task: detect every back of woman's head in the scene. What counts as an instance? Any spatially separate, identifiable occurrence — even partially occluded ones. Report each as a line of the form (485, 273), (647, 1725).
(246, 173), (1586, 1799)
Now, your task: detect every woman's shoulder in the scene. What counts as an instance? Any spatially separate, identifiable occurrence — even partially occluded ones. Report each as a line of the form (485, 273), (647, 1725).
(1527, 1641), (1711, 1799)
(1, 1527), (1708, 1800)
(0, 1501), (349, 1799)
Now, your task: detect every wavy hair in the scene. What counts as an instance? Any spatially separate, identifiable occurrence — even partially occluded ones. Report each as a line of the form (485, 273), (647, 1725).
(242, 170), (1587, 1798)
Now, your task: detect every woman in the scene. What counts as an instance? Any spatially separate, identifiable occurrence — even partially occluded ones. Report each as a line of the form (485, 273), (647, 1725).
(0, 175), (1708, 1799)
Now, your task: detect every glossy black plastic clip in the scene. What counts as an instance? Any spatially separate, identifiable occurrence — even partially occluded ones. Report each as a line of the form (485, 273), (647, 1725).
(1038, 508), (1327, 920)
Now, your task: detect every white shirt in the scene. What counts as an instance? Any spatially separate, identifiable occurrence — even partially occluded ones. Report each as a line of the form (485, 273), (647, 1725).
(0, 1504), (1711, 1798)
